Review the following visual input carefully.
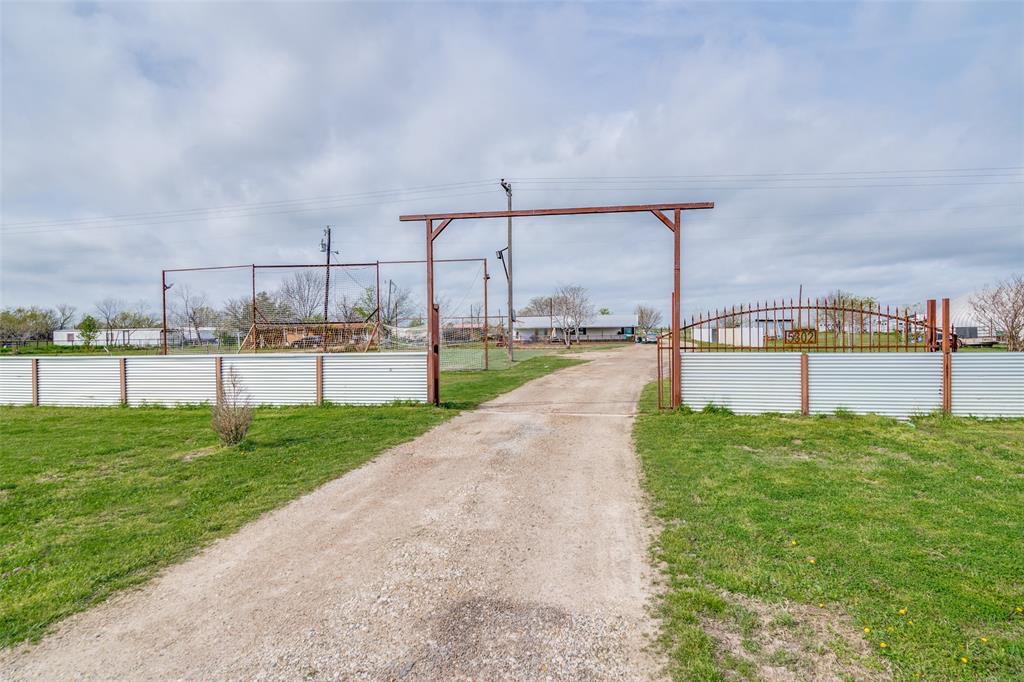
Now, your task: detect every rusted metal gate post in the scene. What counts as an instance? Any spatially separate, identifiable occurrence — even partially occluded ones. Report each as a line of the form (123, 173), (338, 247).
(119, 357), (127, 406)
(800, 353), (809, 415)
(942, 297), (951, 413)
(483, 259), (489, 370)
(31, 358), (39, 406)
(672, 208), (682, 409)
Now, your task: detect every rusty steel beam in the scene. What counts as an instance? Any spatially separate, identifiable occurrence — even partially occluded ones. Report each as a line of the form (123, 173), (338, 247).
(651, 209), (676, 232)
(413, 199), (713, 408)
(401, 202), (714, 222)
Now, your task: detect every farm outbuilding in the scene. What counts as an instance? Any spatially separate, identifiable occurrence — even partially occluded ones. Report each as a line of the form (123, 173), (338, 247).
(514, 314), (637, 343)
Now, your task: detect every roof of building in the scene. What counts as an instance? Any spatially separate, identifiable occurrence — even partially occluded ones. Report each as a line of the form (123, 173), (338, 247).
(514, 314), (638, 329)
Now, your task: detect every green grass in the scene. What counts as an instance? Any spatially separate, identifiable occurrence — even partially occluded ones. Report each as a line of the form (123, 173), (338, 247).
(0, 356), (583, 647)
(634, 386), (1024, 680)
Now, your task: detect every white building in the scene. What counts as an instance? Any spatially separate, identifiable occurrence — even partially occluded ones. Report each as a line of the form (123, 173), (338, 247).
(53, 328), (177, 347)
(514, 314), (638, 342)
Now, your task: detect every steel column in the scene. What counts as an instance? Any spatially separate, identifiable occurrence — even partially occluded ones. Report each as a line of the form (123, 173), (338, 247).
(215, 356), (223, 400)
(119, 357), (127, 406)
(161, 270), (168, 355)
(316, 355), (324, 405)
(800, 353), (809, 415)
(426, 219), (439, 405)
(942, 297), (951, 413)
(671, 208), (682, 409)
(31, 358), (39, 406)
(483, 259), (489, 370)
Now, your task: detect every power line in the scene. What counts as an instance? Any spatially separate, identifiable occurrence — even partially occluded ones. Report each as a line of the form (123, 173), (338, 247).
(3, 166), (1021, 236)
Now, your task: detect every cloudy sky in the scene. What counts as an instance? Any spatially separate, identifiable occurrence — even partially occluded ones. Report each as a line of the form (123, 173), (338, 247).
(1, 0), (1021, 322)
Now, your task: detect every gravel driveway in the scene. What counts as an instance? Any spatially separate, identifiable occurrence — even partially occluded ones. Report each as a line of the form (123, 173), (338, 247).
(1, 346), (665, 681)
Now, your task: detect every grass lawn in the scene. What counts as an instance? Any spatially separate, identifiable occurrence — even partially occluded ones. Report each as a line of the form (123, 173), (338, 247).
(634, 386), (1024, 681)
(0, 356), (582, 647)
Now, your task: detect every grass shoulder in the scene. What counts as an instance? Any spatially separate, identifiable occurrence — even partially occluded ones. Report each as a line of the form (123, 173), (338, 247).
(0, 355), (583, 648)
(634, 384), (1024, 681)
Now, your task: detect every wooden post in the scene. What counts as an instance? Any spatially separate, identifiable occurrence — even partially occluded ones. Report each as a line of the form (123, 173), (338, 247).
(800, 353), (809, 416)
(942, 297), (951, 414)
(119, 357), (127, 406)
(316, 355), (323, 405)
(215, 356), (223, 401)
(31, 358), (39, 406)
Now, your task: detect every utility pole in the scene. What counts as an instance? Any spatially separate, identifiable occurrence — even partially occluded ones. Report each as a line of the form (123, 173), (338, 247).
(320, 226), (337, 351)
(500, 179), (514, 362)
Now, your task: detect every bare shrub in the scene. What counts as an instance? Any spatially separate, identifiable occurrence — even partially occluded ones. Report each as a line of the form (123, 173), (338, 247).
(211, 368), (253, 445)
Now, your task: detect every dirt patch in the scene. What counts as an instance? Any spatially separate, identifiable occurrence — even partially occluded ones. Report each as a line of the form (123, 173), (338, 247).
(177, 445), (222, 461)
(702, 591), (891, 682)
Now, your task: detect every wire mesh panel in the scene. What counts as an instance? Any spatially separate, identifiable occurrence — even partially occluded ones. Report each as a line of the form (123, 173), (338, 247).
(246, 264), (379, 352)
(162, 258), (495, 368)
(162, 263), (380, 354)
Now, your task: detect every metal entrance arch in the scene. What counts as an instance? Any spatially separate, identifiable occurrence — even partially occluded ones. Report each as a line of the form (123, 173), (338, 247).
(399, 201), (715, 406)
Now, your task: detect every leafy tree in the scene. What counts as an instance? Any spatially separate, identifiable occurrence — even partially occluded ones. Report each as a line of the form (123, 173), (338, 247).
(598, 308), (611, 315)
(78, 315), (99, 348)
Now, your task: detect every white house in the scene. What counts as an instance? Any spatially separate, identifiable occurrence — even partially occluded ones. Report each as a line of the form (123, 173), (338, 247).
(53, 328), (177, 347)
(514, 314), (638, 342)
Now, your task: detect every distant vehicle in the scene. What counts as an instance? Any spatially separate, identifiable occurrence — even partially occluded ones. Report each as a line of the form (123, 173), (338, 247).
(637, 331), (659, 344)
(290, 335), (323, 349)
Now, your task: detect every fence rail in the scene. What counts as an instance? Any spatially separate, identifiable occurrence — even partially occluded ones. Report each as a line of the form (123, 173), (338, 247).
(0, 353), (427, 407)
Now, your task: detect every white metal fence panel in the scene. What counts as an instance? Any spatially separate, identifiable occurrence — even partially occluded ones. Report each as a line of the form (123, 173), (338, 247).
(951, 353), (1024, 418)
(323, 352), (427, 404)
(681, 353), (802, 414)
(0, 358), (33, 405)
(808, 354), (942, 418)
(221, 354), (317, 405)
(38, 357), (121, 406)
(127, 356), (217, 406)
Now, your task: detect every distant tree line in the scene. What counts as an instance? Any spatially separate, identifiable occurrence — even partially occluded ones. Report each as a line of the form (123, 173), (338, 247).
(1, 271), (416, 348)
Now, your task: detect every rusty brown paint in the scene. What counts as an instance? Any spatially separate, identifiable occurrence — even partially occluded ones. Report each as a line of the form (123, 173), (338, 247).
(31, 358), (39, 406)
(942, 297), (952, 413)
(316, 355), (323, 405)
(401, 201), (714, 222)
(215, 356), (223, 400)
(800, 353), (809, 415)
(119, 357), (127, 406)
(413, 200), (713, 408)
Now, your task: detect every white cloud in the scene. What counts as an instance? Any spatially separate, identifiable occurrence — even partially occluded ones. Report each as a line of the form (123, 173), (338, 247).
(1, 1), (1020, 321)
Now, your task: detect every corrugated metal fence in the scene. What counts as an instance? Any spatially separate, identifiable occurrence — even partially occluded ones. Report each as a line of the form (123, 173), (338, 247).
(681, 352), (1022, 419)
(0, 353), (427, 407)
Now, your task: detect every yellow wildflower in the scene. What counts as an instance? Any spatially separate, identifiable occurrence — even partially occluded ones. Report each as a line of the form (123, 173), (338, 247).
(908, 619), (914, 625)
(808, 557), (816, 564)
(879, 641), (888, 649)
(960, 657), (968, 664)
(980, 637), (988, 643)
(818, 602), (825, 608)
(898, 608), (907, 615)
(790, 539), (798, 546)
(864, 627), (871, 634)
